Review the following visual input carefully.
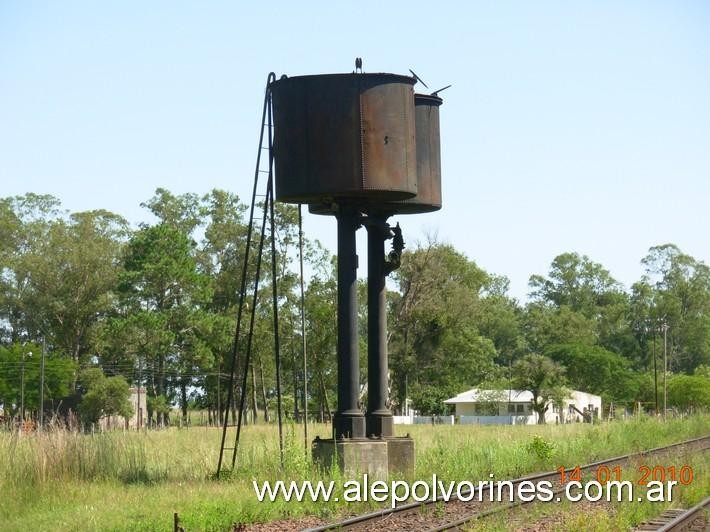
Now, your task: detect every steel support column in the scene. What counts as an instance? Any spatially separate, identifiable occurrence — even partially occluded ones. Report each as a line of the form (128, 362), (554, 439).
(366, 218), (394, 438)
(333, 207), (365, 439)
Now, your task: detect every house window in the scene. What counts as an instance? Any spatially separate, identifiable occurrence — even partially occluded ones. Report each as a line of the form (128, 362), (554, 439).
(516, 404), (525, 413)
(507, 404), (515, 413)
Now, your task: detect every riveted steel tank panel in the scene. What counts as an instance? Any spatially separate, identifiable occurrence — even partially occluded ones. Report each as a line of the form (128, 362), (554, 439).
(270, 73), (418, 204)
(309, 93), (443, 216)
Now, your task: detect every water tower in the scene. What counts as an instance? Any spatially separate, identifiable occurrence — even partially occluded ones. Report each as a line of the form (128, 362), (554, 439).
(270, 65), (444, 475)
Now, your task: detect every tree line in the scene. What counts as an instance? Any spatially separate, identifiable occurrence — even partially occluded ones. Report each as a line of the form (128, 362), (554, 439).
(1, 190), (708, 427)
(390, 239), (710, 417)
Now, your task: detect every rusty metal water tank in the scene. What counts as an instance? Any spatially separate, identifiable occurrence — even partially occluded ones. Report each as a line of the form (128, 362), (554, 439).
(270, 73), (418, 204)
(309, 92), (443, 216)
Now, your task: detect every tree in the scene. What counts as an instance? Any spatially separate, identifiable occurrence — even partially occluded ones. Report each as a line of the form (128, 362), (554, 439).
(523, 304), (597, 353)
(117, 222), (211, 425)
(0, 342), (75, 418)
(527, 252), (635, 357)
(512, 354), (567, 424)
(639, 244), (710, 374)
(0, 195), (127, 376)
(409, 383), (460, 416)
(302, 274), (337, 422)
(545, 343), (640, 403)
(477, 291), (526, 366)
(388, 240), (508, 413)
(197, 189), (313, 424)
(77, 368), (133, 427)
(198, 189), (249, 313)
(141, 188), (204, 235)
(529, 252), (623, 314)
(0, 199), (23, 344)
(21, 210), (129, 366)
(666, 375), (710, 410)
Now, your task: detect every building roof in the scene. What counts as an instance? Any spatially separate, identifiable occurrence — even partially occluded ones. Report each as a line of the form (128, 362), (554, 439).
(444, 389), (533, 404)
(444, 388), (602, 404)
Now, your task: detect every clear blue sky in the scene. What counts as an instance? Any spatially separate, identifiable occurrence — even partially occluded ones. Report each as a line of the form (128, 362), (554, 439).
(2, 1), (709, 301)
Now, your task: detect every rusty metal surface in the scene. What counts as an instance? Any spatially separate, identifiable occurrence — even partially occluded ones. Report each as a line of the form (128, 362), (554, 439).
(391, 93), (443, 214)
(309, 93), (443, 216)
(270, 73), (418, 204)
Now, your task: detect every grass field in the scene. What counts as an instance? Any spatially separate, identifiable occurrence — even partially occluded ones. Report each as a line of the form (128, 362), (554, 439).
(1, 414), (708, 531)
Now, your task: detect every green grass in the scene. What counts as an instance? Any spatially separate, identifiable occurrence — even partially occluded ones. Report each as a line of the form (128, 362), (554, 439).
(1, 414), (708, 531)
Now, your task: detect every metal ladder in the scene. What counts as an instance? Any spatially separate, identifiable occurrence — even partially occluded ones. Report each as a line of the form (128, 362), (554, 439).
(216, 72), (284, 477)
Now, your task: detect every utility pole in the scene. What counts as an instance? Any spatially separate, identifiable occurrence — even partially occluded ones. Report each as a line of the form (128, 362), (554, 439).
(137, 358), (142, 430)
(662, 319), (668, 420)
(39, 339), (46, 430)
(651, 324), (658, 416)
(298, 205), (308, 454)
(20, 349), (29, 424)
(216, 360), (221, 426)
(404, 373), (408, 416)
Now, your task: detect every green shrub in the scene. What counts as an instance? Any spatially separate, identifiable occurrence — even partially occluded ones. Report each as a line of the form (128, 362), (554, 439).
(525, 435), (555, 461)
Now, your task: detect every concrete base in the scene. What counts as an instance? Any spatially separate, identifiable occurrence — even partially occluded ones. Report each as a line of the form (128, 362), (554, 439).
(312, 436), (415, 477)
(312, 438), (388, 479)
(386, 436), (415, 475)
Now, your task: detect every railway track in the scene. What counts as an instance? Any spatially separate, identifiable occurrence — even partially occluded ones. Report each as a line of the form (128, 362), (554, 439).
(635, 496), (709, 531)
(304, 435), (710, 532)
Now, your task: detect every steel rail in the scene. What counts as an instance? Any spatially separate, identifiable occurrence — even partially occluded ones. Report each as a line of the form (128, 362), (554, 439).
(655, 496), (709, 532)
(304, 434), (710, 532)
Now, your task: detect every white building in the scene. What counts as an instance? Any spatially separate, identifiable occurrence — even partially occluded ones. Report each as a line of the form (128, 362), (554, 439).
(444, 388), (601, 425)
